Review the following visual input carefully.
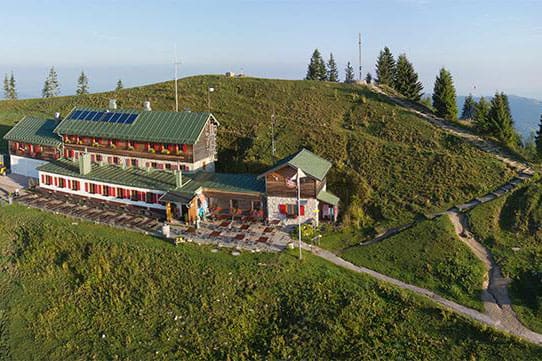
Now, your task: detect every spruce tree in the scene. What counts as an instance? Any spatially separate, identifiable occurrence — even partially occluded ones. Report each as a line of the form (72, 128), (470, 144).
(393, 54), (423, 101)
(305, 49), (326, 81)
(8, 72), (17, 99)
(115, 79), (124, 91)
(473, 97), (491, 133)
(375, 47), (395, 86)
(42, 66), (60, 98)
(487, 92), (516, 144)
(326, 53), (339, 82)
(461, 94), (476, 120)
(365, 72), (372, 84)
(535, 114), (542, 157)
(432, 68), (457, 120)
(344, 62), (355, 83)
(76, 71), (89, 95)
(3, 74), (9, 99)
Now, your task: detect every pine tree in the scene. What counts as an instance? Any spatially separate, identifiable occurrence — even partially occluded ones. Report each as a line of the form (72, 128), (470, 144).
(365, 72), (372, 84)
(115, 79), (124, 91)
(375, 47), (395, 86)
(8, 72), (17, 99)
(432, 68), (457, 120)
(473, 97), (491, 133)
(305, 49), (327, 81)
(393, 54), (423, 101)
(76, 71), (89, 95)
(461, 94), (476, 120)
(42, 66), (60, 98)
(344, 62), (355, 84)
(535, 115), (542, 157)
(326, 53), (339, 82)
(486, 92), (517, 144)
(3, 74), (9, 99)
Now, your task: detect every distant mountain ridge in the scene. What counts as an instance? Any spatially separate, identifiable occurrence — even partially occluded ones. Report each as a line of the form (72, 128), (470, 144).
(457, 95), (542, 138)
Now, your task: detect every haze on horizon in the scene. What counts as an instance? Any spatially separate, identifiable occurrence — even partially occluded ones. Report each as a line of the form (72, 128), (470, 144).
(1, 0), (541, 100)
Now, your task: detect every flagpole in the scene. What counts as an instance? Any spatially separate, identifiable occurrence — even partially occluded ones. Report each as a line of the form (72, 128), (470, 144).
(297, 168), (302, 260)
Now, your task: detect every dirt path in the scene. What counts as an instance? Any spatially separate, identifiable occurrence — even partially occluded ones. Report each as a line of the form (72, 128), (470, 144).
(303, 241), (542, 345)
(447, 211), (542, 344)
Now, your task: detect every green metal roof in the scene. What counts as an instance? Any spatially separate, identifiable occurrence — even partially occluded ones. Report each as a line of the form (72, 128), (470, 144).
(53, 108), (216, 144)
(317, 189), (340, 206)
(38, 159), (264, 196)
(3, 117), (62, 147)
(259, 148), (332, 181)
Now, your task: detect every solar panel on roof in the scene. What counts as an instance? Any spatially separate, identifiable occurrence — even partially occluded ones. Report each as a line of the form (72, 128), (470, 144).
(126, 114), (138, 124)
(102, 112), (115, 122)
(117, 113), (130, 124)
(110, 113), (122, 123)
(78, 110), (90, 120)
(70, 110), (82, 119)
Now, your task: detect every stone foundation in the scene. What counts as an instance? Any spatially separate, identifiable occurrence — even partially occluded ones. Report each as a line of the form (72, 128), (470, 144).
(266, 196), (319, 226)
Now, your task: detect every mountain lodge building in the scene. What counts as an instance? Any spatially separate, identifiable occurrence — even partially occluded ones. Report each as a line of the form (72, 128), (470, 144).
(3, 102), (339, 224)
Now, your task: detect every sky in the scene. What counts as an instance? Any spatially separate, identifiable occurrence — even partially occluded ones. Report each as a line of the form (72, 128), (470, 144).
(0, 0), (541, 99)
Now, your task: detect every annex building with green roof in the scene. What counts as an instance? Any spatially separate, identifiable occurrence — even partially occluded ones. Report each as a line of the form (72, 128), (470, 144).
(5, 100), (339, 224)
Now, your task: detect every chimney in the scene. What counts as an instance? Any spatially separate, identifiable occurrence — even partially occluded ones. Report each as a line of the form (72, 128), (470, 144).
(54, 112), (61, 120)
(109, 99), (117, 110)
(143, 101), (151, 111)
(175, 169), (183, 188)
(79, 151), (92, 175)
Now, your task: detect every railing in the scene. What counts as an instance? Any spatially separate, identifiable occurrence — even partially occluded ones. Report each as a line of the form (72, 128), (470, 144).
(65, 143), (194, 163)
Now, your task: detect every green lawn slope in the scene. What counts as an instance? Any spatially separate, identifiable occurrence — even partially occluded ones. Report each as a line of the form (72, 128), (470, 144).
(338, 216), (486, 310)
(1, 205), (541, 359)
(0, 75), (513, 233)
(468, 181), (542, 333)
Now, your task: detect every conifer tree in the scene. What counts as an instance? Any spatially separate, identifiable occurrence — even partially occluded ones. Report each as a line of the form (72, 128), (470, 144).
(344, 62), (355, 84)
(461, 94), (476, 120)
(305, 49), (326, 81)
(535, 114), (542, 157)
(393, 54), (423, 101)
(3, 74), (9, 99)
(375, 47), (395, 86)
(326, 53), (339, 82)
(487, 92), (516, 143)
(8, 72), (17, 99)
(473, 97), (491, 133)
(115, 79), (124, 91)
(42, 66), (60, 98)
(365, 72), (372, 84)
(76, 71), (89, 95)
(432, 68), (457, 120)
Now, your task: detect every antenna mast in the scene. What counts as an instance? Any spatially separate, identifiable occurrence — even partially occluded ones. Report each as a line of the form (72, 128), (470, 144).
(174, 45), (181, 112)
(271, 108), (276, 162)
(358, 33), (362, 81)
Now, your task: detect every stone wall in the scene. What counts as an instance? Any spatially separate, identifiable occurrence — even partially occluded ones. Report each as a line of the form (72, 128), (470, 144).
(266, 196), (319, 226)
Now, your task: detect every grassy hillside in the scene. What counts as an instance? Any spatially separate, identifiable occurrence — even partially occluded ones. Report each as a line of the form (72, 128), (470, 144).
(335, 216), (486, 310)
(1, 205), (541, 359)
(468, 181), (542, 332)
(0, 75), (514, 231)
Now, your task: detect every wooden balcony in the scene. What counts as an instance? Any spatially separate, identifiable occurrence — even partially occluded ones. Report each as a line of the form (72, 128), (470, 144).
(64, 143), (194, 163)
(11, 149), (60, 161)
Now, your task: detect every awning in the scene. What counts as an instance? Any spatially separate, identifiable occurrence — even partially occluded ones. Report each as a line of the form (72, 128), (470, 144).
(159, 191), (195, 205)
(317, 189), (340, 206)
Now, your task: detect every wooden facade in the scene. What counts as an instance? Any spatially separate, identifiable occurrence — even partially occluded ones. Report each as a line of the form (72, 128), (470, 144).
(265, 166), (324, 198)
(9, 141), (60, 161)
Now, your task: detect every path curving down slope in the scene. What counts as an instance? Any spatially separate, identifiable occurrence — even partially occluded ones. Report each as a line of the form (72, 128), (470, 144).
(447, 211), (542, 345)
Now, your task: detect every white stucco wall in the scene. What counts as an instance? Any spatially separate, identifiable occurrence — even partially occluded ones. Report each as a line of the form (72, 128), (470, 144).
(10, 155), (49, 178)
(38, 171), (166, 210)
(266, 196), (319, 226)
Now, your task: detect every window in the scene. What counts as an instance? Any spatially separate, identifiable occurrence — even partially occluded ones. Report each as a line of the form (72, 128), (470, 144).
(117, 187), (124, 199)
(113, 157), (120, 165)
(131, 190), (139, 201)
(252, 201), (261, 211)
(130, 159), (138, 167)
(165, 163), (172, 170)
(231, 199), (240, 209)
(96, 154), (103, 162)
(57, 178), (65, 188)
(71, 180), (80, 191)
(279, 204), (304, 217)
(102, 185), (110, 196)
(151, 162), (157, 169)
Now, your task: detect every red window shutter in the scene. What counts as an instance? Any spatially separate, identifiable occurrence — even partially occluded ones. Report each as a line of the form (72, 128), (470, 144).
(139, 192), (145, 201)
(110, 187), (116, 197)
(182, 144), (188, 153)
(300, 205), (305, 216)
(91, 154), (96, 162)
(41, 175), (45, 184)
(67, 179), (71, 189)
(69, 150), (74, 158)
(54, 177), (58, 187)
(84, 183), (88, 192)
(278, 204), (287, 214)
(97, 185), (102, 194)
